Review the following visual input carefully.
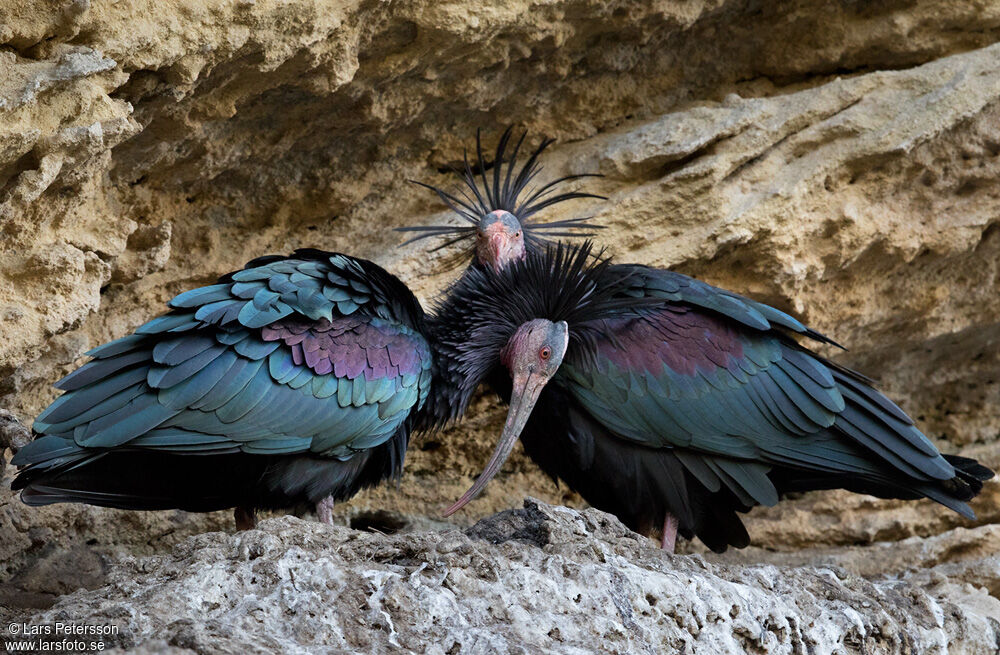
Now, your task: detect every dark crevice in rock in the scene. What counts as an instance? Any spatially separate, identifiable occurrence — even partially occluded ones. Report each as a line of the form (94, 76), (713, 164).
(349, 509), (408, 535)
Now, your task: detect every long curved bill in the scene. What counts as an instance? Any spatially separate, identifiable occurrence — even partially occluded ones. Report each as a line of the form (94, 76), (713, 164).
(443, 372), (548, 517)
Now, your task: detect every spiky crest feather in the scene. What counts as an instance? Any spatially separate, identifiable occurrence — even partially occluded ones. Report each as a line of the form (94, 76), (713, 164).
(397, 128), (606, 258)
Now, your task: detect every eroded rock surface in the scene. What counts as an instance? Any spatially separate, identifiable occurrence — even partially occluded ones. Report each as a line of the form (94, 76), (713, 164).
(8, 500), (999, 655)
(2, 0), (999, 648)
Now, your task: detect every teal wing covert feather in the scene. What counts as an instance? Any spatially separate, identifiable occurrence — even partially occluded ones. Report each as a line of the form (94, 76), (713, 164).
(15, 251), (433, 477)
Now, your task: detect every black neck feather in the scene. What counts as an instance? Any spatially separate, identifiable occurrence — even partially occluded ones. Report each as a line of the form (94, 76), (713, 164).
(421, 242), (652, 426)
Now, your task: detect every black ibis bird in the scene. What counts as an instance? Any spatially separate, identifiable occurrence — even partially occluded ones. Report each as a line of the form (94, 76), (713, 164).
(406, 131), (994, 552)
(11, 249), (435, 529)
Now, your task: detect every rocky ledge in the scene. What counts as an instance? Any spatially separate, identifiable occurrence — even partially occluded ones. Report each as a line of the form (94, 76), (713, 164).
(5, 499), (997, 654)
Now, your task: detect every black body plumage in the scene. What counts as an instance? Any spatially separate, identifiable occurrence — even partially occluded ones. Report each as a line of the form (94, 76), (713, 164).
(12, 249), (438, 520)
(428, 242), (994, 551)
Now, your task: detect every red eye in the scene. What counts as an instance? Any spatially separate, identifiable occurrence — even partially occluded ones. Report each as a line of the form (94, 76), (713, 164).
(515, 231), (522, 238)
(540, 347), (551, 360)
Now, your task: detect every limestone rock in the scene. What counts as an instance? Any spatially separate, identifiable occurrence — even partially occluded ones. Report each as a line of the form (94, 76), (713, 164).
(16, 500), (1000, 654)
(0, 410), (30, 477)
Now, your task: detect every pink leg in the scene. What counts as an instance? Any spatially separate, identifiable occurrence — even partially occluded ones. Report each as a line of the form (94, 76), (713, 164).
(316, 496), (336, 525)
(660, 513), (678, 552)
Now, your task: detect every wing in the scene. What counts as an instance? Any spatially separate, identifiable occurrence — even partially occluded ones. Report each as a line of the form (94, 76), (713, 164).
(616, 264), (840, 347)
(13, 252), (433, 477)
(560, 300), (970, 515)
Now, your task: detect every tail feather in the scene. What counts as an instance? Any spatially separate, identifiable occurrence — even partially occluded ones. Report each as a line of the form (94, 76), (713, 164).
(12, 428), (412, 513)
(941, 453), (994, 501)
(14, 451), (270, 512)
(20, 483), (227, 510)
(914, 485), (975, 520)
(770, 451), (994, 521)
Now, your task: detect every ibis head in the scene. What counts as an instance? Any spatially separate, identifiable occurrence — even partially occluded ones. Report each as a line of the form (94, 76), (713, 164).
(476, 210), (525, 273)
(396, 127), (605, 267)
(444, 318), (568, 516)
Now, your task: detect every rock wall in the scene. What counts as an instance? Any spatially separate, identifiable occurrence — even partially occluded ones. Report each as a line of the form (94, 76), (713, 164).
(1, 0), (999, 649)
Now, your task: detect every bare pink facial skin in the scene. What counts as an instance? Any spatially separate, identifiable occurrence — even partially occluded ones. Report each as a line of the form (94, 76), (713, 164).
(500, 319), (569, 385)
(476, 210), (526, 273)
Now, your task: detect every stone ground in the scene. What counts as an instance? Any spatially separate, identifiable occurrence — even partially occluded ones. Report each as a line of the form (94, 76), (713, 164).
(5, 500), (999, 654)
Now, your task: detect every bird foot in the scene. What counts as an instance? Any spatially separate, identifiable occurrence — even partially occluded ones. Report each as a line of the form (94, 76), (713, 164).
(660, 513), (678, 553)
(234, 506), (257, 531)
(316, 496), (336, 525)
